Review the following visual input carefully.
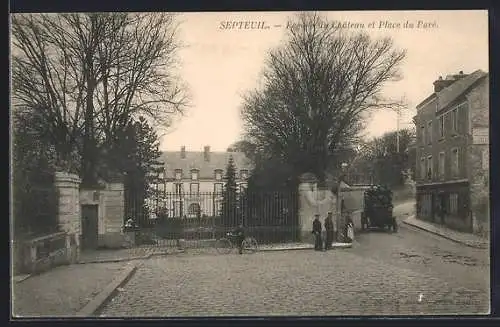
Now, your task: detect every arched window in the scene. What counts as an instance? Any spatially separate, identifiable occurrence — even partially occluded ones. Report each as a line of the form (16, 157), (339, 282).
(188, 203), (201, 216)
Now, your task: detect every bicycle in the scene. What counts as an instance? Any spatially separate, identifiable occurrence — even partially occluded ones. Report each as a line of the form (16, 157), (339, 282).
(215, 232), (259, 254)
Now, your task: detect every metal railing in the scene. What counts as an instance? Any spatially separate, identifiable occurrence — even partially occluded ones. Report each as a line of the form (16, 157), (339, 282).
(127, 191), (301, 248)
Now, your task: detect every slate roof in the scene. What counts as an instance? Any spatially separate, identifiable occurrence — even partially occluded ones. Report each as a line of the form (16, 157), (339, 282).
(436, 69), (488, 111)
(416, 70), (488, 111)
(416, 93), (437, 110)
(159, 150), (253, 179)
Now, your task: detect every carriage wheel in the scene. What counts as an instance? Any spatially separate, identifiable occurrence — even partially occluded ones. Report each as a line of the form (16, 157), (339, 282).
(215, 238), (233, 254)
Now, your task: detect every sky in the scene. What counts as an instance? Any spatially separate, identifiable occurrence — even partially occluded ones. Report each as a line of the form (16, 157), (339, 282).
(161, 10), (489, 152)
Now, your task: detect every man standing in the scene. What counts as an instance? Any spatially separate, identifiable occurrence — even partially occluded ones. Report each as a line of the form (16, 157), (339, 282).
(324, 212), (334, 250)
(312, 214), (323, 251)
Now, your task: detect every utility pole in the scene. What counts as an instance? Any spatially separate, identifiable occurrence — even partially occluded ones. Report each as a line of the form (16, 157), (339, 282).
(396, 106), (401, 153)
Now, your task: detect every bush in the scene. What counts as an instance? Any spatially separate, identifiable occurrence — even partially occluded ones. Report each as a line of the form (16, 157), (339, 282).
(13, 171), (60, 238)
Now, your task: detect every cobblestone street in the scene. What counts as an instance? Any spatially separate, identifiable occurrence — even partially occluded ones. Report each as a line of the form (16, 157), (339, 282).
(100, 204), (490, 317)
(353, 202), (490, 293)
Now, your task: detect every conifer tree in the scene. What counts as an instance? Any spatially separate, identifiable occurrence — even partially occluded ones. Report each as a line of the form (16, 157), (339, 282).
(221, 156), (239, 228)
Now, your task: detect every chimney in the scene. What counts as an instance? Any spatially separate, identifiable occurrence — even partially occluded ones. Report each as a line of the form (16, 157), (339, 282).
(180, 146), (186, 159)
(204, 146), (210, 162)
(433, 75), (455, 93)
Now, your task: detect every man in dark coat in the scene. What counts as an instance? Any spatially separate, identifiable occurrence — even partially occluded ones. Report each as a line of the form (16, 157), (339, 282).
(312, 214), (323, 251)
(324, 212), (334, 250)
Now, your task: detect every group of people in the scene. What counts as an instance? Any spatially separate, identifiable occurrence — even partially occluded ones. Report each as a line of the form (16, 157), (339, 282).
(312, 212), (336, 251)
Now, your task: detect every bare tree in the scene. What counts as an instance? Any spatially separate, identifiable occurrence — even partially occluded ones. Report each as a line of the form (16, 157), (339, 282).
(241, 12), (406, 183)
(350, 127), (416, 185)
(11, 13), (189, 184)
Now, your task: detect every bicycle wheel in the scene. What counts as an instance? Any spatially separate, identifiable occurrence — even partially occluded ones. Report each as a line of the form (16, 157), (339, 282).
(215, 238), (233, 254)
(242, 237), (258, 254)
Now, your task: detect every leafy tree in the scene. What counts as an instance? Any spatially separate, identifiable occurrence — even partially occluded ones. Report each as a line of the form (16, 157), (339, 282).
(106, 116), (162, 226)
(227, 140), (259, 160)
(348, 127), (416, 186)
(12, 110), (59, 237)
(220, 156), (239, 228)
(241, 12), (407, 184)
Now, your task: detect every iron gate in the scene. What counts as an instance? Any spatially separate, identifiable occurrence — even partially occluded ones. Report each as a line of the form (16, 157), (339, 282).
(128, 191), (300, 248)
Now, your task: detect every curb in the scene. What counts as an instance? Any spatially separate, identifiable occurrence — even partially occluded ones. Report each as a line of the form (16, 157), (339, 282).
(75, 262), (138, 317)
(259, 246), (313, 252)
(77, 250), (171, 264)
(13, 274), (32, 284)
(77, 254), (151, 265)
(259, 243), (353, 252)
(401, 218), (488, 249)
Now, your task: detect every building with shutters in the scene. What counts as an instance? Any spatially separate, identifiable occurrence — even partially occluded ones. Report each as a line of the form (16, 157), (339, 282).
(149, 146), (253, 219)
(413, 69), (489, 235)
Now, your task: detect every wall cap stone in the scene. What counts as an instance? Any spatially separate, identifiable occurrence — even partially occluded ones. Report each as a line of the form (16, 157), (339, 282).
(299, 172), (318, 183)
(55, 172), (81, 184)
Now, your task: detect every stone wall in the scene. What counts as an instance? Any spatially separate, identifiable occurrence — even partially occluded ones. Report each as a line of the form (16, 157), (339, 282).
(466, 75), (489, 238)
(100, 183), (125, 248)
(466, 76), (489, 129)
(468, 144), (489, 237)
(54, 172), (126, 251)
(80, 183), (125, 248)
(340, 186), (370, 230)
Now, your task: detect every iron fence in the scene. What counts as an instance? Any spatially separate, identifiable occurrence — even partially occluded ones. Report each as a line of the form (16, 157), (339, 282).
(127, 191), (301, 248)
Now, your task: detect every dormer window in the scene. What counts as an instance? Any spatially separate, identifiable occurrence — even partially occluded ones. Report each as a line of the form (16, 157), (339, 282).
(191, 169), (198, 181)
(240, 169), (248, 180)
(215, 169), (223, 181)
(175, 169), (182, 180)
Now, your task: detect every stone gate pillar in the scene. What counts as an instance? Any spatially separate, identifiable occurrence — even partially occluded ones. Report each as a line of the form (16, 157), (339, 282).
(298, 173), (337, 243)
(54, 172), (81, 261)
(298, 181), (313, 242)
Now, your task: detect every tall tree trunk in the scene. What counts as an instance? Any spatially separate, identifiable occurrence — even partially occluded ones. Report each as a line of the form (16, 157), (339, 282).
(82, 75), (97, 186)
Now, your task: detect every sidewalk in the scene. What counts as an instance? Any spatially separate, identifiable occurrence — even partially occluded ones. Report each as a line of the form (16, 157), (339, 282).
(78, 246), (169, 264)
(402, 216), (489, 249)
(12, 261), (137, 317)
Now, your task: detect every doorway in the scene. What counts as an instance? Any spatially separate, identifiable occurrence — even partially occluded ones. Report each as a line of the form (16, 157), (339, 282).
(81, 204), (99, 250)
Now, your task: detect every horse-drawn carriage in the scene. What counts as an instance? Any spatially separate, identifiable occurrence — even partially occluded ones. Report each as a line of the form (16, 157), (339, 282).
(360, 185), (397, 232)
